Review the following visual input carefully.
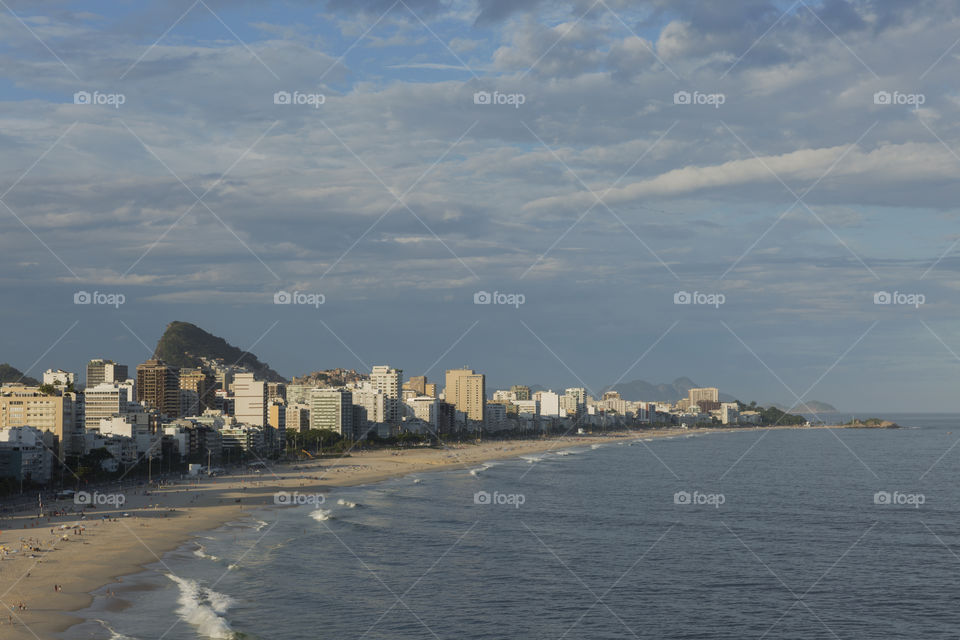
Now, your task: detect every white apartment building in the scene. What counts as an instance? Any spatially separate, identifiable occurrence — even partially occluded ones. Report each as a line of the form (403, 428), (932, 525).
(83, 382), (130, 430)
(514, 399), (539, 417)
(720, 403), (740, 425)
(233, 373), (267, 427)
(97, 415), (160, 460)
(43, 369), (75, 387)
(220, 424), (265, 453)
(370, 366), (402, 424)
(404, 395), (437, 427)
(535, 390), (561, 417)
(83, 430), (137, 469)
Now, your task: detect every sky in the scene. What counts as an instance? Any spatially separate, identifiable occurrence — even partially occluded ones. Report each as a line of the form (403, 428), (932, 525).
(1, 0), (959, 411)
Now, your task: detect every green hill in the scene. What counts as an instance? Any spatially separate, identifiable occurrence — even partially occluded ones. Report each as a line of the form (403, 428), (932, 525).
(0, 363), (39, 386)
(153, 321), (287, 382)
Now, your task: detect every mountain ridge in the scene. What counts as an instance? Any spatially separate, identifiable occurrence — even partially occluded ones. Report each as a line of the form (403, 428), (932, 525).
(0, 363), (40, 386)
(153, 321), (287, 383)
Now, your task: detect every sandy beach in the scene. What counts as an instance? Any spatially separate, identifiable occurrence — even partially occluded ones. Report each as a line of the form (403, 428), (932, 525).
(0, 425), (847, 639)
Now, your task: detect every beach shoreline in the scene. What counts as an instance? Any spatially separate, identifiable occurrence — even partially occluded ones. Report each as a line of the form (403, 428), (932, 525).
(0, 424), (855, 639)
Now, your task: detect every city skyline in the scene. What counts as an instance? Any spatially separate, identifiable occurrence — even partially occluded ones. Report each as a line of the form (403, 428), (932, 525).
(3, 1), (960, 411)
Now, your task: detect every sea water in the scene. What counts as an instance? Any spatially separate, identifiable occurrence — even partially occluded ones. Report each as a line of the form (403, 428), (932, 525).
(65, 414), (960, 639)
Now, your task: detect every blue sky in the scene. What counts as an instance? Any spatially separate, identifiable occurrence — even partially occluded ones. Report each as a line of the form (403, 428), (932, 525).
(1, 0), (960, 411)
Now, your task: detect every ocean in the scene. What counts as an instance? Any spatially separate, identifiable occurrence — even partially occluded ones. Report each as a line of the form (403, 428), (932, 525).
(65, 413), (960, 639)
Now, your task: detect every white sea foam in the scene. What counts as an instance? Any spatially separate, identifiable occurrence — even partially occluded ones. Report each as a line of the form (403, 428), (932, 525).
(95, 619), (137, 640)
(166, 574), (236, 639)
(590, 444), (604, 450)
(520, 455), (546, 463)
(469, 467), (484, 476)
(311, 508), (334, 521)
(412, 478), (422, 484)
(336, 499), (358, 508)
(193, 544), (220, 562)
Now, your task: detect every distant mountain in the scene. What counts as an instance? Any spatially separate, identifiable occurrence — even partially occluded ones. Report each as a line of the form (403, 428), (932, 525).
(605, 377), (736, 403)
(0, 363), (39, 386)
(768, 400), (838, 413)
(153, 321), (287, 382)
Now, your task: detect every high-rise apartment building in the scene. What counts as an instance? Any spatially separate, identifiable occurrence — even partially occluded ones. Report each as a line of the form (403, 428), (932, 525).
(179, 368), (213, 414)
(688, 387), (719, 406)
(534, 390), (561, 417)
(310, 388), (354, 438)
(84, 383), (130, 430)
(136, 359), (180, 418)
(285, 403), (310, 433)
(233, 373), (267, 427)
(267, 399), (286, 448)
(351, 386), (387, 425)
(87, 359), (129, 388)
(0, 386), (77, 455)
(267, 382), (287, 402)
(563, 387), (587, 418)
(511, 385), (531, 401)
(371, 365), (402, 424)
(444, 368), (485, 423)
(403, 375), (427, 395)
(405, 396), (437, 427)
